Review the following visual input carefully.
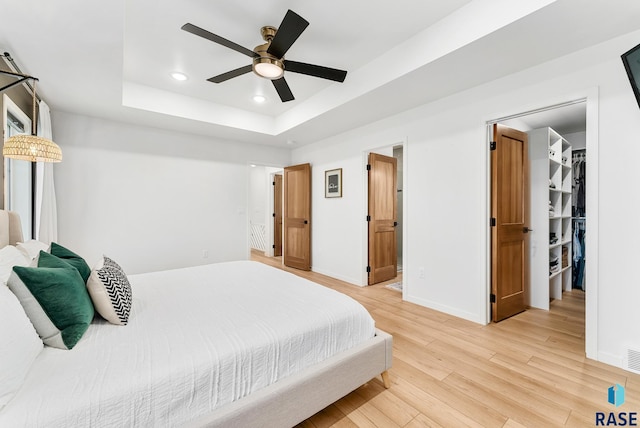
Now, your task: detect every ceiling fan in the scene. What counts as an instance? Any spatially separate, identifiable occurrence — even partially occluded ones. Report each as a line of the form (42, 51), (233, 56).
(181, 9), (347, 102)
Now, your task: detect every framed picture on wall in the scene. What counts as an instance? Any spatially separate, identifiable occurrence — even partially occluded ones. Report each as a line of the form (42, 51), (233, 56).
(325, 168), (342, 198)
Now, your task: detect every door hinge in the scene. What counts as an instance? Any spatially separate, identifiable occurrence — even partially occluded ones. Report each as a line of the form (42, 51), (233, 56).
(272, 244), (275, 249)
(366, 215), (371, 222)
(490, 141), (496, 151)
(272, 181), (275, 185)
(272, 213), (276, 217)
(366, 164), (371, 171)
(490, 293), (496, 303)
(490, 217), (496, 227)
(366, 266), (371, 273)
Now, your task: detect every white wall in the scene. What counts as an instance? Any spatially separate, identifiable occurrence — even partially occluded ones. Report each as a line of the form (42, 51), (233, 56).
(52, 112), (291, 274)
(292, 29), (640, 369)
(249, 166), (267, 225)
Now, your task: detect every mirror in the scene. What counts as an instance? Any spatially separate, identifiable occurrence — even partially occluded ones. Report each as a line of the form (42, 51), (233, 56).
(3, 93), (33, 240)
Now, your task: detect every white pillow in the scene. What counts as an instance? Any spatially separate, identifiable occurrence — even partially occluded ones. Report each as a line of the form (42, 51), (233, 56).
(16, 240), (49, 261)
(0, 245), (30, 285)
(0, 282), (43, 410)
(86, 256), (132, 325)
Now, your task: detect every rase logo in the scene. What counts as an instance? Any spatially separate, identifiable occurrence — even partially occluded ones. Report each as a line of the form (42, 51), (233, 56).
(596, 384), (637, 426)
(609, 384), (626, 407)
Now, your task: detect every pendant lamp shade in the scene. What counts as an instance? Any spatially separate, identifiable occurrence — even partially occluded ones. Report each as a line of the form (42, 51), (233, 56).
(3, 134), (62, 162)
(1, 77), (62, 162)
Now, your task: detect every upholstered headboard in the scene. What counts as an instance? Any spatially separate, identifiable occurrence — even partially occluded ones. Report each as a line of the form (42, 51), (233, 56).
(0, 210), (24, 248)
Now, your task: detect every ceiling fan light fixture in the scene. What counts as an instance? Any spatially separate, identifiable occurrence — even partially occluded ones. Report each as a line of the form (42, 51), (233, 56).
(253, 57), (284, 80)
(181, 10), (346, 102)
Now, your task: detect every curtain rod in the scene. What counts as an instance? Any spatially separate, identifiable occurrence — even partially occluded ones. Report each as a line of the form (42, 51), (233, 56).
(1, 52), (42, 102)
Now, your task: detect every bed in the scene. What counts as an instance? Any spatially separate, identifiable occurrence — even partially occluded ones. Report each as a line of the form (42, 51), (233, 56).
(0, 210), (392, 427)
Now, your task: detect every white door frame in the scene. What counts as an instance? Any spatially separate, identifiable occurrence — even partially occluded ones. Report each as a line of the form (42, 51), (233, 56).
(484, 87), (599, 360)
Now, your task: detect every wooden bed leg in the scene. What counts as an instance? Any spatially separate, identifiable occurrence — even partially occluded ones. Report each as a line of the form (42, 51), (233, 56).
(381, 371), (390, 389)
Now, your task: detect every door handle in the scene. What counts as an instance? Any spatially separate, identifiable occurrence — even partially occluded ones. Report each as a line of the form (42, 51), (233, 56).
(523, 227), (533, 233)
(304, 220), (308, 224)
(394, 221), (398, 227)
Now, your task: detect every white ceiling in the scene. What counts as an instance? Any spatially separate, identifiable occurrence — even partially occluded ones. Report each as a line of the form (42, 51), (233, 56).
(1, 0), (639, 148)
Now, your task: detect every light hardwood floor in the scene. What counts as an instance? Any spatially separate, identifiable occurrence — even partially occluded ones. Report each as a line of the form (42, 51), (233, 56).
(250, 250), (640, 427)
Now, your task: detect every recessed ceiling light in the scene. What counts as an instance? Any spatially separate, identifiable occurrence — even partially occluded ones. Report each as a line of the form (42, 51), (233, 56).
(170, 72), (188, 81)
(253, 95), (266, 103)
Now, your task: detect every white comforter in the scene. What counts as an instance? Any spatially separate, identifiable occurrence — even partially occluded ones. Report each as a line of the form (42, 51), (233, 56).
(0, 261), (375, 427)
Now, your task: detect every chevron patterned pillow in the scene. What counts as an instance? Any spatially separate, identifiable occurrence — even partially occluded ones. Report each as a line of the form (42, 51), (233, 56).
(86, 256), (132, 325)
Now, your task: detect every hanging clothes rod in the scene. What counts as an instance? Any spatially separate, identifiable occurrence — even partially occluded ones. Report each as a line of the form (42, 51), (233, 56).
(0, 52), (41, 102)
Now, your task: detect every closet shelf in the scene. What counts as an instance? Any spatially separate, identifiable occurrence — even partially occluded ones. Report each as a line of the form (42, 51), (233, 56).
(549, 266), (570, 279)
(530, 126), (573, 310)
(549, 240), (572, 249)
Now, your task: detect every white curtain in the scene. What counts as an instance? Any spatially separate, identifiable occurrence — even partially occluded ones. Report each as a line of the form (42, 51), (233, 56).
(35, 100), (58, 244)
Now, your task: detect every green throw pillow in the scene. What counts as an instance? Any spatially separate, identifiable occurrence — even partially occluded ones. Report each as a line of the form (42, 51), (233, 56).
(50, 242), (91, 283)
(7, 251), (95, 350)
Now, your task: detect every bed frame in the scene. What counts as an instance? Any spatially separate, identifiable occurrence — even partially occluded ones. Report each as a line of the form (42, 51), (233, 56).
(0, 209), (392, 428)
(189, 329), (392, 428)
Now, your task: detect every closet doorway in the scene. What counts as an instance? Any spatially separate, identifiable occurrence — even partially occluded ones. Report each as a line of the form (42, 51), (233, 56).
(488, 96), (595, 356)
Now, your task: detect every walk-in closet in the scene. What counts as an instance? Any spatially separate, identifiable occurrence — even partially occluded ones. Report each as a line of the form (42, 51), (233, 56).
(528, 120), (586, 308)
(500, 101), (587, 311)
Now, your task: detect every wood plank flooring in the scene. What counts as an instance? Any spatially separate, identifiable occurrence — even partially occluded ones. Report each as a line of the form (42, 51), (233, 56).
(250, 250), (640, 427)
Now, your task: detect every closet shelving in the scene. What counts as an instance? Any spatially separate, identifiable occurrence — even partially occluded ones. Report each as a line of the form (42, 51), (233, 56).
(529, 127), (572, 310)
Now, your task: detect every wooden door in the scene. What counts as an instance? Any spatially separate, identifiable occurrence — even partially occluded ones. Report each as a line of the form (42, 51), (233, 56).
(283, 163), (311, 270)
(491, 124), (530, 322)
(368, 153), (397, 285)
(273, 174), (283, 257)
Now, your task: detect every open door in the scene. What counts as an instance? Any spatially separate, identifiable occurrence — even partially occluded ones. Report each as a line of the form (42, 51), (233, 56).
(273, 174), (283, 257)
(491, 124), (530, 321)
(368, 153), (397, 285)
(283, 163), (311, 270)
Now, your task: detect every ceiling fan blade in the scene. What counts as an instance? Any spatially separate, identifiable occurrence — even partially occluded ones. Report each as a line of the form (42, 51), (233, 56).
(272, 77), (295, 102)
(182, 23), (257, 58)
(207, 65), (253, 83)
(267, 10), (309, 59)
(284, 60), (347, 82)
